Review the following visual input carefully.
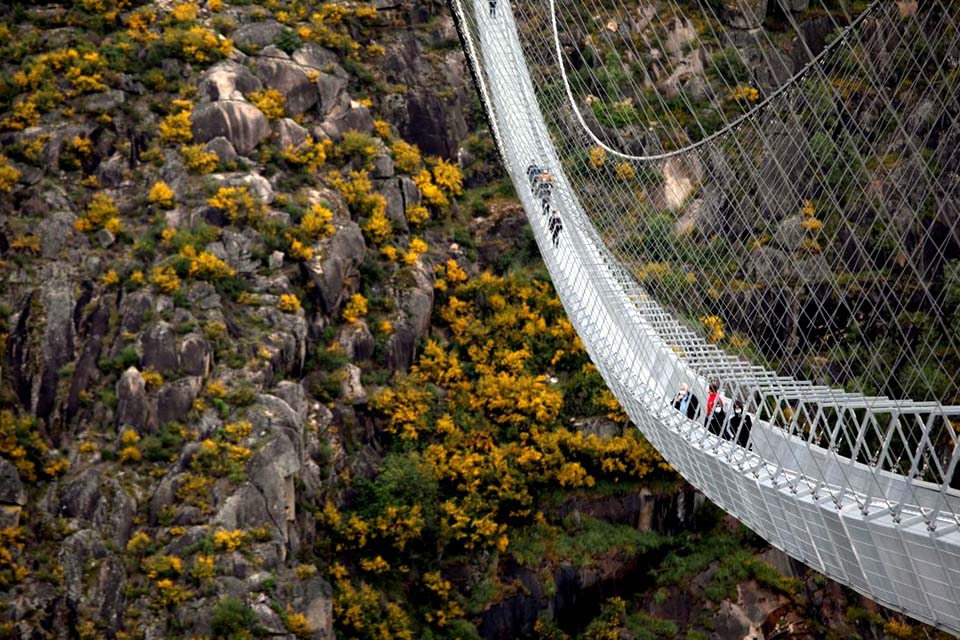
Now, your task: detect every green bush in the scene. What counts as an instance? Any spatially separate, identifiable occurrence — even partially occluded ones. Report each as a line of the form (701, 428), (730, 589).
(709, 47), (749, 85)
(211, 596), (257, 639)
(141, 423), (186, 463)
(99, 346), (140, 374)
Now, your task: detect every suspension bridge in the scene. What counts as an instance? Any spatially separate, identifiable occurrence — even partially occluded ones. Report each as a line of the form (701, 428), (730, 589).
(449, 0), (960, 632)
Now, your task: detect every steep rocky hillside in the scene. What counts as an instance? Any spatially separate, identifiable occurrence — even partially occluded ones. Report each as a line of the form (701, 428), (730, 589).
(0, 1), (952, 639)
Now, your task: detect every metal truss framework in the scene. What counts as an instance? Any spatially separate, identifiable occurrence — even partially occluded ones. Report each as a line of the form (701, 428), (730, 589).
(449, 0), (960, 632)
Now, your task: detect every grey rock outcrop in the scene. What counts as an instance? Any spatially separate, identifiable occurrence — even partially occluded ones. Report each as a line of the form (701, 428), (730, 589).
(0, 459), (26, 527)
(719, 0), (768, 29)
(398, 260), (434, 339)
(192, 101), (271, 155)
(274, 117), (309, 150)
(316, 73), (348, 117)
(205, 136), (238, 165)
(141, 321), (178, 374)
(0, 459), (26, 508)
(55, 470), (137, 546)
(232, 20), (286, 51)
(200, 60), (262, 101)
(336, 321), (375, 361)
(179, 334), (213, 377)
(156, 376), (202, 427)
(306, 221), (366, 315)
(116, 367), (149, 431)
(7, 274), (75, 427)
(255, 49), (318, 116)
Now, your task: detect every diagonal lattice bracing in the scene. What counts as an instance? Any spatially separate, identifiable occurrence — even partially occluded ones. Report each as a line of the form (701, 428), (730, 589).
(448, 0), (960, 632)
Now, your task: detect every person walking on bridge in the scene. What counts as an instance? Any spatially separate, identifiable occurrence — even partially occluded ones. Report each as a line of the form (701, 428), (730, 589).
(727, 399), (752, 448)
(549, 211), (563, 247)
(537, 169), (554, 216)
(527, 161), (541, 184)
(673, 383), (699, 420)
(489, 0), (497, 18)
(706, 380), (724, 435)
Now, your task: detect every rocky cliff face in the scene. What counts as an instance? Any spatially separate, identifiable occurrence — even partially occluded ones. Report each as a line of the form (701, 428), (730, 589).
(0, 1), (479, 637)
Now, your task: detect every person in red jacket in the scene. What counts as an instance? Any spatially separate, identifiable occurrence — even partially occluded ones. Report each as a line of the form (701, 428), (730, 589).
(706, 380), (725, 435)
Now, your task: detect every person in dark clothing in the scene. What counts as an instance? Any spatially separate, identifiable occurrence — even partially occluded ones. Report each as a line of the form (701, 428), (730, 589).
(673, 383), (700, 421)
(489, 0), (496, 17)
(527, 162), (541, 184)
(727, 399), (752, 447)
(537, 169), (554, 216)
(549, 212), (562, 246)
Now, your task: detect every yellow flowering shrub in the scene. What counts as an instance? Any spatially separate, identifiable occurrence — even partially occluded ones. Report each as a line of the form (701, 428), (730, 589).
(10, 235), (40, 254)
(329, 170), (373, 211)
(800, 237), (822, 253)
(148, 181), (175, 208)
(730, 85), (760, 102)
(156, 578), (191, 607)
(247, 89), (286, 119)
(285, 609), (312, 638)
(126, 531), (152, 555)
(431, 158), (463, 197)
(278, 294), (302, 313)
(286, 203), (335, 261)
(126, 8), (159, 43)
(362, 197), (391, 245)
(360, 555), (390, 574)
(150, 265), (181, 293)
(164, 25), (232, 63)
(213, 528), (246, 552)
(615, 162), (635, 181)
(403, 237), (428, 265)
(281, 137), (331, 173)
(301, 204), (335, 239)
(75, 193), (121, 233)
(391, 140), (421, 174)
(342, 293), (368, 323)
(332, 576), (415, 639)
(120, 445), (141, 463)
(414, 169), (448, 208)
(192, 554), (215, 580)
(180, 144), (219, 173)
(141, 554), (183, 579)
(100, 270), (120, 287)
(445, 259), (467, 284)
(700, 315), (724, 344)
(170, 2), (199, 22)
(141, 370), (164, 389)
(589, 146), (606, 168)
(0, 411), (49, 482)
(373, 119), (391, 139)
(405, 204), (429, 226)
(159, 109), (193, 144)
(0, 527), (28, 587)
(208, 186), (265, 226)
(0, 157), (21, 192)
(288, 239), (313, 261)
(205, 380), (227, 398)
(1, 100), (41, 132)
(179, 245), (236, 280)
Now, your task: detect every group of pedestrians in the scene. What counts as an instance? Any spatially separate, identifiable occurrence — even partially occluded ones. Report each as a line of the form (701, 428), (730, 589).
(673, 380), (752, 448)
(527, 161), (563, 247)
